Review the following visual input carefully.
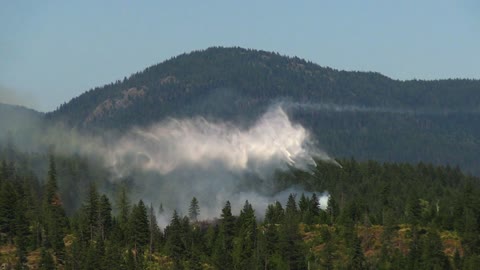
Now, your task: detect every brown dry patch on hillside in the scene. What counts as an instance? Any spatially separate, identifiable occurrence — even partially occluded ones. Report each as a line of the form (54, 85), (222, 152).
(85, 87), (146, 124)
(26, 249), (41, 269)
(0, 244), (16, 267)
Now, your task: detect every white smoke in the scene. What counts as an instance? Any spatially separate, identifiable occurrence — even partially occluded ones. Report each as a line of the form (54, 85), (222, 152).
(103, 105), (332, 224)
(7, 103), (332, 224)
(282, 101), (480, 115)
(106, 105), (332, 177)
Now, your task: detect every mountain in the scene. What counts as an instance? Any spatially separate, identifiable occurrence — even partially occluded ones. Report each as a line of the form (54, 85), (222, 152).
(0, 103), (44, 137)
(46, 47), (480, 174)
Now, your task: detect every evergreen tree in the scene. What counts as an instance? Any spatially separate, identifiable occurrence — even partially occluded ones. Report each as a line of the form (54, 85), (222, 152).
(213, 201), (235, 269)
(407, 227), (421, 270)
(165, 210), (185, 268)
(115, 185), (130, 245)
(326, 195), (339, 224)
(348, 235), (366, 270)
(233, 200), (257, 270)
(83, 183), (99, 241)
(188, 197), (200, 222)
(285, 193), (299, 224)
(98, 194), (112, 241)
(42, 156), (67, 262)
(309, 193), (320, 217)
(148, 203), (160, 257)
(0, 180), (17, 243)
(39, 248), (55, 270)
(420, 231), (450, 270)
(298, 193), (309, 215)
(14, 198), (29, 267)
(129, 200), (149, 256)
(405, 193), (421, 226)
(281, 195), (306, 270)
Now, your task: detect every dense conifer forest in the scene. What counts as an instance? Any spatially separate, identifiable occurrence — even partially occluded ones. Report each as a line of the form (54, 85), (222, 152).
(1, 143), (479, 269)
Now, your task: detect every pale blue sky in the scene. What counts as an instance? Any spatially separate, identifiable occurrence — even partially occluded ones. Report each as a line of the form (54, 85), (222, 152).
(1, 1), (479, 112)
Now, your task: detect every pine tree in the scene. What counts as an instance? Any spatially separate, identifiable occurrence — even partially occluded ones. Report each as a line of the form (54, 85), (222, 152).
(407, 227), (421, 270)
(310, 193), (320, 217)
(165, 210), (184, 268)
(349, 235), (366, 270)
(148, 203), (156, 257)
(326, 194), (339, 224)
(233, 200), (257, 270)
(14, 198), (29, 267)
(43, 156), (67, 262)
(0, 181), (17, 243)
(280, 194), (305, 270)
(98, 194), (112, 241)
(83, 183), (99, 241)
(420, 230), (450, 270)
(285, 193), (299, 224)
(39, 248), (55, 270)
(406, 193), (421, 226)
(115, 185), (130, 245)
(298, 193), (309, 214)
(129, 200), (149, 257)
(188, 197), (200, 222)
(213, 201), (235, 269)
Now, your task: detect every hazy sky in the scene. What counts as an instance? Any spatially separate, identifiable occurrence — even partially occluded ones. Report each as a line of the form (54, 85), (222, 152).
(1, 1), (479, 112)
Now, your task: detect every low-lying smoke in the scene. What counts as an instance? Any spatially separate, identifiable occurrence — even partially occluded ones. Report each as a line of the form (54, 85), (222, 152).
(283, 101), (480, 115)
(104, 105), (332, 224)
(0, 85), (38, 109)
(2, 102), (333, 224)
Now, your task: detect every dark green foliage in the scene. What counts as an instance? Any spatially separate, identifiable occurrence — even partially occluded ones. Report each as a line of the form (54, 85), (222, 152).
(349, 234), (366, 270)
(83, 183), (100, 241)
(98, 194), (113, 240)
(1, 145), (480, 268)
(420, 230), (450, 269)
(326, 195), (339, 224)
(233, 200), (257, 270)
(213, 201), (235, 269)
(265, 201), (284, 225)
(129, 200), (150, 254)
(0, 181), (17, 242)
(43, 156), (68, 261)
(165, 210), (185, 267)
(39, 248), (55, 270)
(188, 197), (200, 222)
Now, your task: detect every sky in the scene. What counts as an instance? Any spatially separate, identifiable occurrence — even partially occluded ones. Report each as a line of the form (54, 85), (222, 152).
(1, 1), (479, 112)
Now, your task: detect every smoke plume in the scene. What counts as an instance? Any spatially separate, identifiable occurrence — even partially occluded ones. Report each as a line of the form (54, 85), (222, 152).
(104, 105), (332, 224)
(1, 101), (333, 224)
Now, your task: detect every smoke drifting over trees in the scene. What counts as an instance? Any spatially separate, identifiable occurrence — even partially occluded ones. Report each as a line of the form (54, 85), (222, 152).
(101, 105), (332, 221)
(1, 103), (332, 222)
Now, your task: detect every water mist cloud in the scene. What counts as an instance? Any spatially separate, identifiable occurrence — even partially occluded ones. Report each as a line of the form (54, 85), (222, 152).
(103, 105), (332, 222)
(107, 105), (332, 177)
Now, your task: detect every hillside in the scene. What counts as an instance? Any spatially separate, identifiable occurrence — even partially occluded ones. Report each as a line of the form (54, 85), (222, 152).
(0, 103), (44, 142)
(46, 47), (480, 174)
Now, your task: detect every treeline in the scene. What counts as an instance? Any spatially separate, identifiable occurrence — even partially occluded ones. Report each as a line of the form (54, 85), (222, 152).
(1, 151), (480, 269)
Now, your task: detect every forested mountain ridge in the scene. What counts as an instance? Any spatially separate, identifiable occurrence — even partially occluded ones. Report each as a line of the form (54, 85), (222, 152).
(45, 47), (480, 175)
(48, 47), (480, 128)
(0, 103), (43, 126)
(0, 103), (44, 142)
